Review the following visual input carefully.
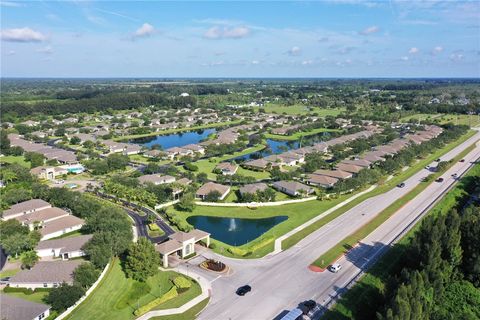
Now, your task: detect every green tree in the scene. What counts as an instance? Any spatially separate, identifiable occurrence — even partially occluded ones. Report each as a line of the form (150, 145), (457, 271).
(125, 237), (160, 282)
(20, 250), (39, 269)
(106, 153), (129, 171)
(24, 152), (45, 168)
(74, 262), (100, 289)
(205, 190), (221, 202)
(175, 192), (196, 212)
(70, 136), (81, 145)
(46, 283), (85, 311)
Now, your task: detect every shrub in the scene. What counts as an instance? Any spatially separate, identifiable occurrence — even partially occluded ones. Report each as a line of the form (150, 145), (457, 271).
(227, 247), (249, 257)
(173, 276), (191, 289)
(134, 286), (178, 316)
(209, 242), (216, 249)
(148, 223), (160, 231)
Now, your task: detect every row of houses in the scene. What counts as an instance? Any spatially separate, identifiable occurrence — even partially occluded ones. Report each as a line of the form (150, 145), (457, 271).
(243, 128), (379, 170)
(305, 125), (444, 188)
(8, 134), (78, 164)
(2, 199), (85, 240)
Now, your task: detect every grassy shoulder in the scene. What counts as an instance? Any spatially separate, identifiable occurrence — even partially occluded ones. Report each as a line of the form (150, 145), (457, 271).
(66, 258), (201, 320)
(312, 139), (476, 268)
(281, 129), (477, 250)
(151, 298), (209, 320)
(264, 128), (341, 141)
(114, 120), (243, 141)
(323, 163), (480, 320)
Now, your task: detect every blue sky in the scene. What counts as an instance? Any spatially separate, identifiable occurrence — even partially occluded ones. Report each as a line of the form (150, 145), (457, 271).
(1, 0), (479, 77)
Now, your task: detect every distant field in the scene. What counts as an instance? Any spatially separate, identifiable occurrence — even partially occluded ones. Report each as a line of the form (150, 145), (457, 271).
(401, 113), (480, 127)
(256, 103), (344, 116)
(265, 128), (341, 141)
(0, 155), (29, 168)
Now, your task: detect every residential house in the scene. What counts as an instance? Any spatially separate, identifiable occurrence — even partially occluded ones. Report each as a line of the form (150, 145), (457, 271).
(35, 234), (92, 260)
(196, 182), (231, 200)
(306, 174), (339, 188)
(335, 163), (364, 174)
(30, 166), (68, 181)
(1, 199), (52, 221)
(312, 169), (353, 180)
(238, 183), (268, 196)
(272, 180), (314, 197)
(0, 294), (51, 320)
(215, 162), (238, 175)
(138, 174), (176, 185)
(8, 260), (83, 289)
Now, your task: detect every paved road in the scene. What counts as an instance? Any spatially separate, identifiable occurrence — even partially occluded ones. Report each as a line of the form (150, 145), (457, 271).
(196, 131), (480, 320)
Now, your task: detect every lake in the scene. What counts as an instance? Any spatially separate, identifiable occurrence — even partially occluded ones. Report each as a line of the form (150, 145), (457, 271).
(129, 128), (216, 149)
(186, 215), (288, 246)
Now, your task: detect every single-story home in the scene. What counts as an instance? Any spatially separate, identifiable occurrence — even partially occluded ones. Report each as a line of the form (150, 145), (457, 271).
(340, 159), (371, 168)
(2, 199), (52, 221)
(15, 207), (70, 230)
(272, 180), (314, 197)
(39, 215), (85, 240)
(335, 163), (364, 174)
(138, 174), (176, 185)
(313, 169), (353, 180)
(306, 174), (339, 188)
(215, 162), (238, 175)
(155, 229), (210, 268)
(35, 234), (93, 260)
(8, 260), (83, 289)
(238, 183), (269, 196)
(0, 294), (51, 320)
(196, 182), (231, 200)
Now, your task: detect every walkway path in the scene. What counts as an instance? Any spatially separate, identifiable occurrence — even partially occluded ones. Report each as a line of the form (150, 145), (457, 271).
(270, 184), (377, 254)
(136, 265), (211, 320)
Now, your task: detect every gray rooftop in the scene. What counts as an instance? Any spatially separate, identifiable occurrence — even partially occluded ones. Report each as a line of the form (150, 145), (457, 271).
(0, 294), (50, 320)
(36, 234), (93, 254)
(9, 260), (83, 284)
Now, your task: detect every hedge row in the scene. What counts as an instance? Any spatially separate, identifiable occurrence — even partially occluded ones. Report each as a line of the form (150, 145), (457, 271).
(134, 286), (178, 316)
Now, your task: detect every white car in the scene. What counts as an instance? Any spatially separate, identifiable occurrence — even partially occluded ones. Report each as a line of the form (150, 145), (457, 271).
(328, 263), (342, 273)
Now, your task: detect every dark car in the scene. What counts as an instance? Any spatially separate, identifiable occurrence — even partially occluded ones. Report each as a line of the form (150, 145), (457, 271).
(460, 159), (465, 163)
(435, 177), (444, 182)
(302, 300), (317, 311)
(436, 158), (441, 162)
(236, 285), (252, 296)
(397, 183), (405, 188)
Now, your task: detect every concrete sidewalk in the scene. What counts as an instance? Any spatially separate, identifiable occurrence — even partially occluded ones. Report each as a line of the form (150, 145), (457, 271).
(136, 265), (211, 320)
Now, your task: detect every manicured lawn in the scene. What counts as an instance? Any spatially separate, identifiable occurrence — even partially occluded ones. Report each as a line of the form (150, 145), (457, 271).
(147, 223), (166, 237)
(282, 129), (477, 251)
(151, 298), (209, 320)
(312, 140), (476, 268)
(0, 268), (20, 278)
(323, 163), (480, 320)
(67, 259), (201, 320)
(2, 290), (49, 304)
(265, 128), (341, 141)
(0, 155), (29, 167)
(50, 230), (84, 239)
(114, 120), (243, 141)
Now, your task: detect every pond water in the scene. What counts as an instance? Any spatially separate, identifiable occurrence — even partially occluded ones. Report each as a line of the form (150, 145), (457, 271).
(186, 215), (288, 246)
(129, 128), (216, 149)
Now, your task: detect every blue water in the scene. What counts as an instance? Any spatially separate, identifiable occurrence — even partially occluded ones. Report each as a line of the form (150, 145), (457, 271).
(129, 129), (216, 149)
(231, 139), (299, 162)
(186, 215), (288, 246)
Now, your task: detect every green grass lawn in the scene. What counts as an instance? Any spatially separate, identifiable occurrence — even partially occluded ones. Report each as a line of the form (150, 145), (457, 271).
(265, 128), (341, 141)
(66, 259), (201, 320)
(0, 268), (21, 278)
(401, 113), (480, 128)
(2, 290), (49, 304)
(312, 139), (476, 269)
(147, 223), (166, 237)
(323, 163), (480, 320)
(151, 298), (209, 320)
(0, 155), (29, 167)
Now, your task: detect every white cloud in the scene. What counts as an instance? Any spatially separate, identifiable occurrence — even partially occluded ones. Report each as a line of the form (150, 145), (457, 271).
(203, 26), (250, 39)
(359, 26), (380, 35)
(251, 60), (260, 65)
(133, 23), (155, 39)
(449, 52), (464, 62)
(7, 50), (15, 55)
(400, 56), (409, 61)
(432, 46), (444, 55)
(408, 47), (419, 54)
(1, 27), (47, 42)
(0, 1), (24, 7)
(36, 46), (53, 54)
(287, 46), (302, 56)
(301, 60), (314, 65)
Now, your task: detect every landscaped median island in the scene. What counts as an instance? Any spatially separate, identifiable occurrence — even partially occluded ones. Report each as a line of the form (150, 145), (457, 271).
(66, 259), (201, 320)
(311, 137), (477, 270)
(281, 129), (477, 251)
